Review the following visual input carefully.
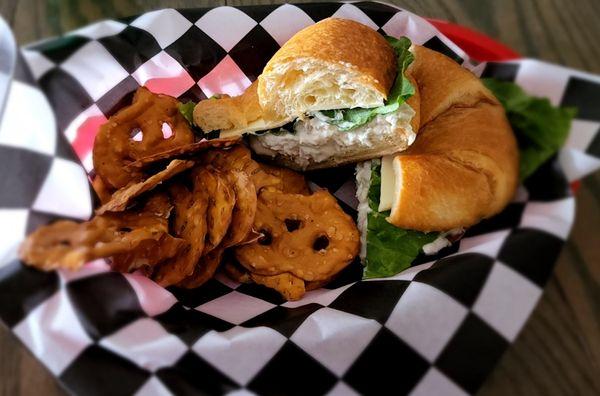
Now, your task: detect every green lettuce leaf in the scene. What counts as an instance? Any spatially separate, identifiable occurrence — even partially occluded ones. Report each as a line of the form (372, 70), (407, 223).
(363, 161), (438, 279)
(483, 78), (576, 181)
(254, 121), (296, 136)
(178, 101), (196, 126)
(318, 36), (415, 131)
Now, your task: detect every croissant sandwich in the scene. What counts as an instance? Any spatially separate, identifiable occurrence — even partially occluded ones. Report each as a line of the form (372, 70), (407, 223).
(193, 18), (519, 234)
(194, 18), (418, 170)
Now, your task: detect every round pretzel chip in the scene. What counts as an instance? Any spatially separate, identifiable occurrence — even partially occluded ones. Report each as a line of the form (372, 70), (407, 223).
(177, 247), (225, 289)
(193, 168), (235, 253)
(152, 176), (209, 287)
(222, 258), (252, 284)
(258, 163), (311, 195)
(235, 190), (360, 281)
(168, 183), (193, 231)
(250, 272), (306, 301)
(219, 170), (257, 248)
(93, 87), (194, 189)
(202, 145), (280, 191)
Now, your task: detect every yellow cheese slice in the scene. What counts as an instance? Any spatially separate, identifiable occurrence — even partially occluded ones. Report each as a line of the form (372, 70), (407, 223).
(378, 155), (396, 212)
(218, 117), (292, 138)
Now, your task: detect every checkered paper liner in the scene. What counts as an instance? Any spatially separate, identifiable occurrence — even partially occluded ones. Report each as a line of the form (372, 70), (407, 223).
(0, 2), (599, 395)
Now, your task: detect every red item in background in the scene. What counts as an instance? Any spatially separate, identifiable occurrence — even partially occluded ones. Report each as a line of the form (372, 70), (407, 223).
(426, 19), (520, 61)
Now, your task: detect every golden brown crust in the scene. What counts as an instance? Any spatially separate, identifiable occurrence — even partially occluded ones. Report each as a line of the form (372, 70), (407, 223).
(193, 81), (260, 132)
(193, 81), (290, 136)
(388, 46), (519, 231)
(194, 18), (397, 136)
(390, 146), (495, 231)
(406, 75), (421, 134)
(407, 46), (495, 125)
(260, 18), (396, 102)
(249, 41), (420, 170)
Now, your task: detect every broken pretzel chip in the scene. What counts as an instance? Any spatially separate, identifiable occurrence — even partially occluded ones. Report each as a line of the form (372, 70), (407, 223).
(96, 159), (194, 215)
(19, 212), (178, 271)
(126, 138), (239, 168)
(141, 192), (174, 219)
(250, 272), (306, 301)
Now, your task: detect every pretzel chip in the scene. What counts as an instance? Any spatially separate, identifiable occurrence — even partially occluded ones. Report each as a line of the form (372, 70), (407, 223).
(222, 258), (252, 284)
(19, 212), (177, 271)
(222, 257), (330, 300)
(194, 168), (235, 253)
(96, 159), (194, 215)
(111, 192), (182, 272)
(91, 175), (113, 204)
(235, 190), (360, 281)
(126, 138), (240, 168)
(111, 235), (186, 273)
(305, 278), (332, 291)
(219, 170), (257, 248)
(258, 163), (311, 195)
(237, 229), (263, 246)
(202, 145), (280, 191)
(202, 145), (254, 172)
(177, 248), (225, 289)
(152, 176), (209, 287)
(93, 87), (195, 189)
(250, 272), (306, 301)
(141, 192), (174, 219)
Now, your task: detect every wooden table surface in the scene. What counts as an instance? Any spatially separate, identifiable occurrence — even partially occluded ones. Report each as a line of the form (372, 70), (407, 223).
(0, 0), (598, 395)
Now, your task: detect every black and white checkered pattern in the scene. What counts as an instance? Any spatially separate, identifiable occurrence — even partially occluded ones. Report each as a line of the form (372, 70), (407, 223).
(0, 2), (598, 395)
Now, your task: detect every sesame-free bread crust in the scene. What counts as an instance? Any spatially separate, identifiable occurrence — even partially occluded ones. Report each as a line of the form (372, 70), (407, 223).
(387, 46), (519, 231)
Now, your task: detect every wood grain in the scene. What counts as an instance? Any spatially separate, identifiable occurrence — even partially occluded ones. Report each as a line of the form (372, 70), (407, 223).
(0, 0), (598, 395)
